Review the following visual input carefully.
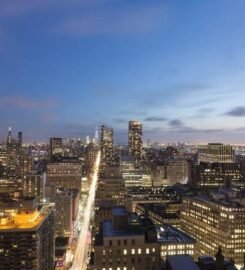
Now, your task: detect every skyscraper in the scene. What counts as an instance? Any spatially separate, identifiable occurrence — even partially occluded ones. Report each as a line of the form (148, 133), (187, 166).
(100, 125), (114, 165)
(49, 137), (63, 157)
(128, 121), (143, 166)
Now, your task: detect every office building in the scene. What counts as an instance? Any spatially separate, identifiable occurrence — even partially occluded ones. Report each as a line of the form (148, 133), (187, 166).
(89, 207), (161, 270)
(47, 157), (82, 191)
(100, 125), (114, 165)
(22, 171), (46, 203)
(128, 121), (143, 166)
(156, 225), (196, 260)
(95, 166), (125, 208)
(95, 166), (126, 230)
(181, 194), (245, 264)
(136, 203), (181, 229)
(198, 143), (234, 164)
(0, 202), (55, 270)
(54, 189), (73, 237)
(0, 177), (22, 194)
(166, 159), (190, 185)
(191, 162), (241, 189)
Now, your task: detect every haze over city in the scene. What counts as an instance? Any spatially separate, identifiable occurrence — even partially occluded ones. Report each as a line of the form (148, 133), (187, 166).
(1, 0), (245, 143)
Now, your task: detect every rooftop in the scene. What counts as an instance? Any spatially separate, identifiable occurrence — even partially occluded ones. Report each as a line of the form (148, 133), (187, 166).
(167, 255), (200, 270)
(103, 220), (143, 237)
(0, 204), (53, 232)
(156, 225), (196, 244)
(193, 195), (245, 209)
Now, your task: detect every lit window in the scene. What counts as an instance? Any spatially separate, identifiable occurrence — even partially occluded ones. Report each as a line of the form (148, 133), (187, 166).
(131, 249), (135, 254)
(123, 249), (127, 255)
(146, 248), (149, 254)
(138, 248), (141, 254)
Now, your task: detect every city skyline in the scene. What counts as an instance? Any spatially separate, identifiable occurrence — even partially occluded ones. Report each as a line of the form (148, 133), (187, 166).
(1, 0), (245, 143)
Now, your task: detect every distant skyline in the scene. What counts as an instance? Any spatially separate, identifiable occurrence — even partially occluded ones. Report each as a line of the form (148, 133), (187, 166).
(1, 0), (245, 143)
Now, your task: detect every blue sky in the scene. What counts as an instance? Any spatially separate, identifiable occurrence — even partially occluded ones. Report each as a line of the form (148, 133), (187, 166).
(1, 0), (245, 143)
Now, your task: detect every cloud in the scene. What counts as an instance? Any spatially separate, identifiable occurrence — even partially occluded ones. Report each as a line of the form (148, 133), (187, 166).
(113, 118), (127, 124)
(0, 96), (58, 110)
(190, 107), (214, 119)
(53, 3), (166, 36)
(225, 106), (245, 117)
(144, 116), (167, 122)
(176, 127), (224, 134)
(169, 119), (183, 127)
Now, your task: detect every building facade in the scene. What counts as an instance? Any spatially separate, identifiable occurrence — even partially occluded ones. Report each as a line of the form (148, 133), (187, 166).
(47, 157), (82, 191)
(128, 121), (143, 166)
(100, 125), (114, 165)
(181, 195), (245, 264)
(198, 143), (235, 164)
(0, 203), (55, 270)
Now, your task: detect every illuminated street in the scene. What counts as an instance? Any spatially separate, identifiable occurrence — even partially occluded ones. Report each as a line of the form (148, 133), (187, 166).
(70, 151), (100, 270)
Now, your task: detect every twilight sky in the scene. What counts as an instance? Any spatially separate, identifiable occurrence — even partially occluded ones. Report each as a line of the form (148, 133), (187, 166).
(1, 0), (245, 143)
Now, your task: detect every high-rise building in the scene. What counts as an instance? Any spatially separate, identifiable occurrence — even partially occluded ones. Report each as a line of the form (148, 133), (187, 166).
(17, 132), (22, 147)
(100, 125), (114, 165)
(6, 129), (23, 177)
(6, 127), (12, 144)
(47, 157), (82, 191)
(95, 166), (125, 208)
(128, 121), (143, 166)
(198, 143), (235, 164)
(95, 166), (126, 232)
(191, 162), (241, 189)
(166, 158), (190, 185)
(54, 188), (73, 237)
(49, 137), (63, 157)
(0, 202), (55, 270)
(181, 193), (245, 264)
(23, 171), (46, 203)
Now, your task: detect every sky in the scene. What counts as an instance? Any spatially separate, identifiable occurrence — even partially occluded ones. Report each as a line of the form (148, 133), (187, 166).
(1, 0), (245, 144)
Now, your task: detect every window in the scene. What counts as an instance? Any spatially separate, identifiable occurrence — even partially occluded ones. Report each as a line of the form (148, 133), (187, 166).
(117, 240), (121, 246)
(123, 249), (127, 255)
(131, 239), (135, 245)
(109, 240), (112, 246)
(124, 239), (127, 245)
(138, 248), (141, 254)
(131, 249), (135, 255)
(146, 248), (149, 254)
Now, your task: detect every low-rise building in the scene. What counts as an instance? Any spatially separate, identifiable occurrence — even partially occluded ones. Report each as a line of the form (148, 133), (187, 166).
(89, 207), (161, 270)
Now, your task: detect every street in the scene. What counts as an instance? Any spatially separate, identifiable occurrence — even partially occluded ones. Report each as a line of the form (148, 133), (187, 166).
(69, 151), (100, 270)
